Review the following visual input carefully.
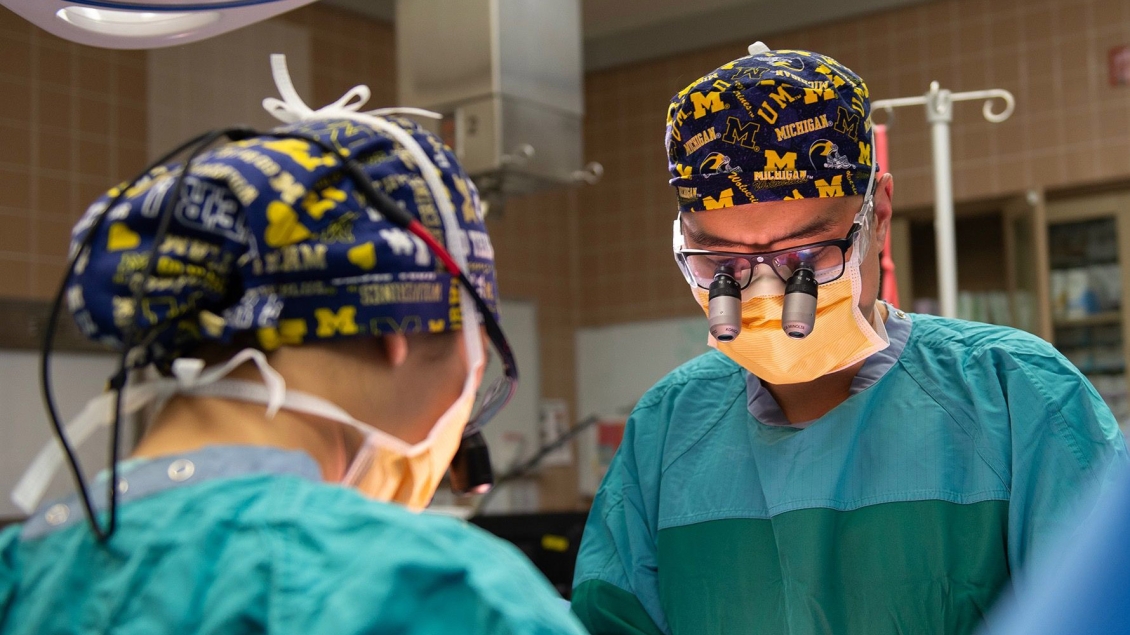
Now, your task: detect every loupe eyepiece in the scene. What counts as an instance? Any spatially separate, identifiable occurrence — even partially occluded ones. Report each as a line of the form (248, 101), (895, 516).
(708, 265), (742, 343)
(782, 265), (817, 339)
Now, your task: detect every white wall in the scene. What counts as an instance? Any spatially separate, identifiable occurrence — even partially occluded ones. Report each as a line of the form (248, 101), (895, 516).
(576, 315), (709, 420)
(0, 350), (123, 519)
(478, 300), (540, 476)
(574, 315), (710, 494)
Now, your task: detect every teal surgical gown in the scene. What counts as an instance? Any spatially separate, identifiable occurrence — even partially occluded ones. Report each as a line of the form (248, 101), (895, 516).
(0, 446), (587, 635)
(572, 310), (1129, 635)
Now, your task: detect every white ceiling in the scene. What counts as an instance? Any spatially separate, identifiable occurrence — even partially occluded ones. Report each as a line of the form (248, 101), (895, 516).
(320, 0), (932, 70)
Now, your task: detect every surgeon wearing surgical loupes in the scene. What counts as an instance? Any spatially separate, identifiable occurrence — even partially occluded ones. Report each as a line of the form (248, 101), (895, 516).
(571, 43), (1129, 635)
(0, 59), (587, 635)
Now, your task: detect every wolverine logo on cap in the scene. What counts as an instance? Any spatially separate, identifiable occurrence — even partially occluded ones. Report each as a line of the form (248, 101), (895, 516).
(809, 140), (852, 170)
(700, 153), (740, 175)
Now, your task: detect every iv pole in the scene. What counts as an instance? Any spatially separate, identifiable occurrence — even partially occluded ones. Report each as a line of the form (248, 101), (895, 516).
(872, 82), (1015, 318)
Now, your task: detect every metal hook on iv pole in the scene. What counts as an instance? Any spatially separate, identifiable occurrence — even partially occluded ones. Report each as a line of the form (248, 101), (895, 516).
(872, 82), (1014, 127)
(952, 85), (1015, 123)
(870, 82), (1016, 319)
(872, 103), (896, 128)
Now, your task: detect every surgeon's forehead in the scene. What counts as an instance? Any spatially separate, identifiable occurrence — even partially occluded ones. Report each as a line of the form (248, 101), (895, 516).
(682, 196), (859, 251)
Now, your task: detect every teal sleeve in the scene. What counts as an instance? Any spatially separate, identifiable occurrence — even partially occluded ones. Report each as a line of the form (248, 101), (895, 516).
(572, 406), (668, 635)
(0, 526), (18, 627)
(985, 345), (1130, 574)
(573, 579), (664, 635)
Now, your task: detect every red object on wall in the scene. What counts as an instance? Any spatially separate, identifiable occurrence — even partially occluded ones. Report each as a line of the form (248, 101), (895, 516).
(597, 419), (625, 455)
(875, 124), (900, 309)
(1111, 46), (1130, 87)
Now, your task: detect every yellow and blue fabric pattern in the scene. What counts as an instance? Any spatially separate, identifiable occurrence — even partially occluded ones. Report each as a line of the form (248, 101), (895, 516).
(67, 117), (497, 363)
(0, 446), (587, 635)
(572, 313), (1128, 635)
(666, 46), (875, 213)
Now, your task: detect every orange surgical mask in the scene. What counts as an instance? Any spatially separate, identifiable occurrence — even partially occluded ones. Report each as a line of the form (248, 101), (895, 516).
(692, 261), (887, 384)
(341, 363), (479, 509)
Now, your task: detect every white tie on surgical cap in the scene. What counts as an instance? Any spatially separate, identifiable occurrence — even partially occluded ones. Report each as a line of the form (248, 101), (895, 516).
(262, 54), (441, 124)
(748, 41), (771, 56)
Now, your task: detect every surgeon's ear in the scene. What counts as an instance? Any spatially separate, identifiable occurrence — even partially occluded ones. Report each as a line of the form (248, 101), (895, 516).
(379, 333), (409, 368)
(873, 173), (894, 244)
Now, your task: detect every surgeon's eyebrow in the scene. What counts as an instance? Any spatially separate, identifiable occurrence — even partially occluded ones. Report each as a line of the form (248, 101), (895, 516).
(682, 214), (842, 252)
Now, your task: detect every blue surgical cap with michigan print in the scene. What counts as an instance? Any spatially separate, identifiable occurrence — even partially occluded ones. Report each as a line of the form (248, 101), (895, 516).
(666, 45), (875, 214)
(67, 117), (498, 363)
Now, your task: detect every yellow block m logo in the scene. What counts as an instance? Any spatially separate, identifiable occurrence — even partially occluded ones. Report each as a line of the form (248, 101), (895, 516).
(721, 117), (759, 149)
(857, 141), (872, 168)
(803, 85), (836, 104)
(314, 306), (360, 337)
(701, 189), (734, 210)
(815, 175), (845, 197)
(764, 150), (797, 171)
(690, 91), (727, 119)
(834, 106), (861, 141)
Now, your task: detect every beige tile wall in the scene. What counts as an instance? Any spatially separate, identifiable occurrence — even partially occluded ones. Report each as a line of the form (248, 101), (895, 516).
(484, 188), (583, 508)
(577, 0), (1130, 327)
(486, 191), (580, 415)
(0, 7), (147, 299)
(290, 4), (398, 109)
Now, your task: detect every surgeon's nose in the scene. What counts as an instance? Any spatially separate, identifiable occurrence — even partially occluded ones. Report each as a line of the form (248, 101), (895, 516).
(747, 263), (785, 297)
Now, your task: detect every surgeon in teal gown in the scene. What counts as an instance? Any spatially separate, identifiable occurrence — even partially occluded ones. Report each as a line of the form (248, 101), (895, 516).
(571, 43), (1129, 635)
(0, 75), (585, 634)
(573, 313), (1128, 634)
(2, 447), (577, 634)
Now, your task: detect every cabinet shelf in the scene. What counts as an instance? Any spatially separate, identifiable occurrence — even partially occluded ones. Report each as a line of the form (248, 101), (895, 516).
(1083, 366), (1128, 376)
(1041, 192), (1130, 423)
(1050, 257), (1119, 269)
(1054, 311), (1122, 328)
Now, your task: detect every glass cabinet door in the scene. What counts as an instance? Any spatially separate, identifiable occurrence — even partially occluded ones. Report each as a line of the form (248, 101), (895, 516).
(1046, 193), (1130, 431)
